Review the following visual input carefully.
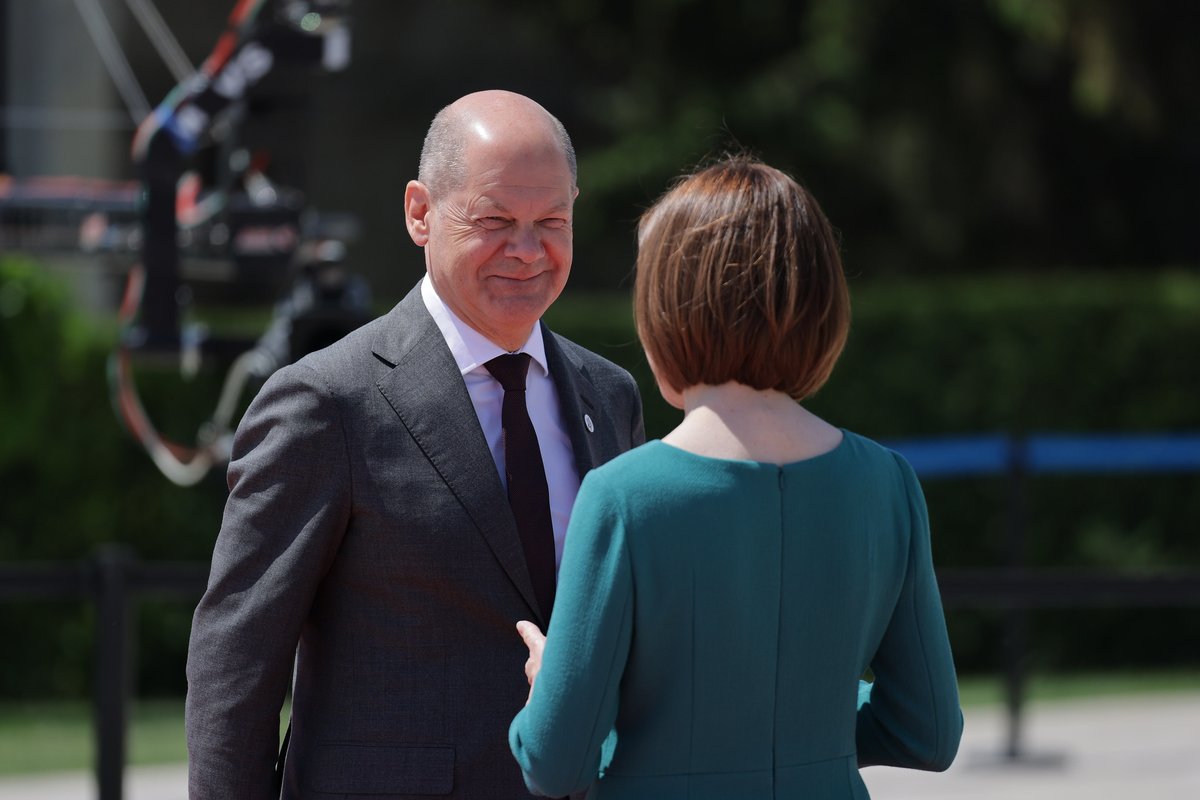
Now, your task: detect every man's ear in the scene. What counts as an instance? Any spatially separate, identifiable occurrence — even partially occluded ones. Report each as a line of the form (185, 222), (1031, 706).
(404, 180), (432, 246)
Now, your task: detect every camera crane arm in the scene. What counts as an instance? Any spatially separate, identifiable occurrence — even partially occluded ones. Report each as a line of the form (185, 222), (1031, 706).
(128, 0), (351, 351)
(111, 0), (353, 486)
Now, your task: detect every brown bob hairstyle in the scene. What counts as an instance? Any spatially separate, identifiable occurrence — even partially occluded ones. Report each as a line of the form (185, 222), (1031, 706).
(634, 155), (851, 402)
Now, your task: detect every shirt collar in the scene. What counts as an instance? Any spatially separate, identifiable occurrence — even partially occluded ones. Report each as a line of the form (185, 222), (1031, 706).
(421, 274), (549, 378)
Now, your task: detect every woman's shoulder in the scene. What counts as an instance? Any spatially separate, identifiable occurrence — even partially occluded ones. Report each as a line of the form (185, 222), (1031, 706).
(578, 441), (718, 506)
(583, 432), (921, 506)
(837, 428), (918, 475)
(587, 440), (684, 482)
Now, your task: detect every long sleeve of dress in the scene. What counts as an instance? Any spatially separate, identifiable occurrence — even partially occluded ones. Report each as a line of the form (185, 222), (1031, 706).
(855, 454), (963, 771)
(510, 474), (634, 797)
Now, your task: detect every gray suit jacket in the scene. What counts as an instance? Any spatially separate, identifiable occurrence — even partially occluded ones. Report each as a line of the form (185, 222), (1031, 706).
(186, 283), (645, 799)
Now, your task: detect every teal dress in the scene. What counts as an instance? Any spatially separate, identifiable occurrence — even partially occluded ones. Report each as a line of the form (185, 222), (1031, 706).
(509, 431), (963, 799)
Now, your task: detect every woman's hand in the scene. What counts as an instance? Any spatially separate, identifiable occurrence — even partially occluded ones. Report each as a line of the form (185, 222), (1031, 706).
(516, 620), (546, 704)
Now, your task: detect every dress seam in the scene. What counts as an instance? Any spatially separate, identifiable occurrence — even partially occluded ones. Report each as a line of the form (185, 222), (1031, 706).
(771, 466), (785, 799)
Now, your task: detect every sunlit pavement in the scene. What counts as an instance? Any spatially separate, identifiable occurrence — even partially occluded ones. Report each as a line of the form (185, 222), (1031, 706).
(0, 763), (186, 800)
(863, 691), (1200, 798)
(2, 692), (1198, 799)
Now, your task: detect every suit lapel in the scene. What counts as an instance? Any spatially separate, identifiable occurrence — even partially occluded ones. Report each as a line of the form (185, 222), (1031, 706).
(373, 288), (542, 620)
(542, 324), (606, 480)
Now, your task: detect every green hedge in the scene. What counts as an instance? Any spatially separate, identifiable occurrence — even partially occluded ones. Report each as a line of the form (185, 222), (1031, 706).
(2, 260), (1198, 697)
(0, 259), (230, 697)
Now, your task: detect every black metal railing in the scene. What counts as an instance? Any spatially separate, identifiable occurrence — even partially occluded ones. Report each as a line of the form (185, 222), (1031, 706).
(0, 549), (207, 800)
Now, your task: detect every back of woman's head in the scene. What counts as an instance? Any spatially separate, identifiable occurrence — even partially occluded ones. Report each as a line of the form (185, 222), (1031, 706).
(635, 155), (850, 401)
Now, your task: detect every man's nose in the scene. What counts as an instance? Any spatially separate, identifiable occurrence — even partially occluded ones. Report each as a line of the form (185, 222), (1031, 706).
(506, 225), (545, 263)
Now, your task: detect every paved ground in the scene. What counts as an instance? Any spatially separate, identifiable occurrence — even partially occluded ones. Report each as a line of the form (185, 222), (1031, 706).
(863, 690), (1200, 799)
(2, 691), (1198, 799)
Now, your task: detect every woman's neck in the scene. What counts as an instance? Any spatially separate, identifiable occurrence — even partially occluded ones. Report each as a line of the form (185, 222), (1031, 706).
(662, 382), (842, 464)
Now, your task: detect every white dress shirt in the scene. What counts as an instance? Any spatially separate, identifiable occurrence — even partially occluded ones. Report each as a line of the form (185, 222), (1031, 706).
(421, 275), (581, 571)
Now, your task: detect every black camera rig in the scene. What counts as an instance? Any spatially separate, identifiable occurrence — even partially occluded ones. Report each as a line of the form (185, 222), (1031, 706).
(0, 0), (372, 485)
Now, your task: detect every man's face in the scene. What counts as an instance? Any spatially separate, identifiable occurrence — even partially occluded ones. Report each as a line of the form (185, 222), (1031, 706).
(408, 137), (576, 350)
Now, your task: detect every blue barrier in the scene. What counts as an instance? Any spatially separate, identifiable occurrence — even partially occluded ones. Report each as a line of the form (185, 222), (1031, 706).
(885, 432), (1200, 477)
(884, 434), (1012, 477)
(1027, 433), (1200, 473)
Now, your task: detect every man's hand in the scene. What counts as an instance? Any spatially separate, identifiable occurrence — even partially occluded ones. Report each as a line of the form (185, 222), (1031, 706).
(516, 620), (546, 704)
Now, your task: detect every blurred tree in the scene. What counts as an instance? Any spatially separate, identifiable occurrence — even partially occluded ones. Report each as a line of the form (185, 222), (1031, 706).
(484, 0), (1199, 285)
(8, 0), (1192, 297)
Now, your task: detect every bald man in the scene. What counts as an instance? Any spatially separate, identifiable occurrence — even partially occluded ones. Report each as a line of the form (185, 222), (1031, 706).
(185, 91), (645, 799)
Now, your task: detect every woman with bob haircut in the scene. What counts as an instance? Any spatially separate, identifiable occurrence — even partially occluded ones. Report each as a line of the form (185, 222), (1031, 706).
(510, 155), (963, 798)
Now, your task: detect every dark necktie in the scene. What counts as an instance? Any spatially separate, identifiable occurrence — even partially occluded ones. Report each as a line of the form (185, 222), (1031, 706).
(485, 353), (557, 620)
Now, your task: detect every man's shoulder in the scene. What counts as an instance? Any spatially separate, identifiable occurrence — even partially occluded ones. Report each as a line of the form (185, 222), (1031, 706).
(291, 314), (381, 369)
(292, 291), (428, 375)
(268, 302), (418, 401)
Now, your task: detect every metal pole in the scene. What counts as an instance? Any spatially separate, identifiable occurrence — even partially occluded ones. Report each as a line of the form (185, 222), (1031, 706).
(94, 546), (134, 800)
(1002, 437), (1028, 760)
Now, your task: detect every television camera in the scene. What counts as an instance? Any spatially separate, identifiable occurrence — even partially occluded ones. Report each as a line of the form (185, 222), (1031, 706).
(0, 0), (372, 485)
